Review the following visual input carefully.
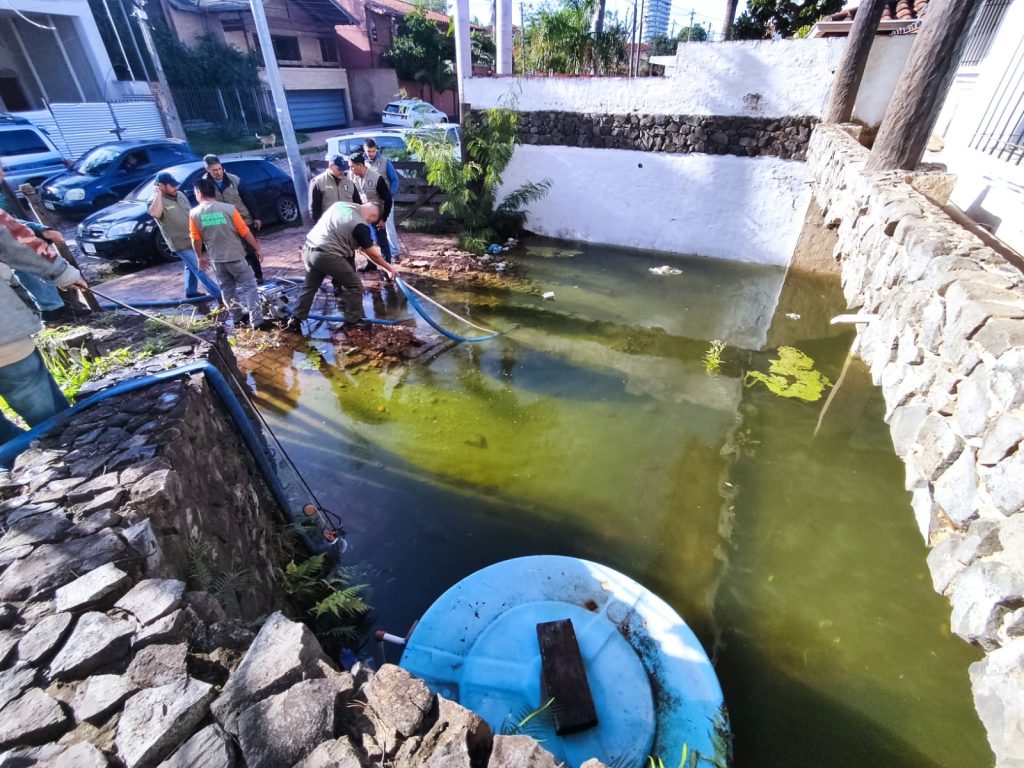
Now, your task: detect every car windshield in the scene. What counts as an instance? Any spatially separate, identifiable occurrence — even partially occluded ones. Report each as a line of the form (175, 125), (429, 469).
(73, 146), (121, 176)
(127, 165), (199, 201)
(128, 174), (159, 201)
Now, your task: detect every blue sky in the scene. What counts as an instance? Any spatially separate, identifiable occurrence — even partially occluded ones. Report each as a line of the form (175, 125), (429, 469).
(465, 0), (733, 40)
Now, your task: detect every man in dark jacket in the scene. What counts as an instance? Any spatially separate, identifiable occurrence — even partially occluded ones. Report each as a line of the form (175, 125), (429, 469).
(202, 154), (264, 282)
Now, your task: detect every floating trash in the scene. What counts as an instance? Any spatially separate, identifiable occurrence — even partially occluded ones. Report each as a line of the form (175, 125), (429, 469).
(410, 260), (430, 268)
(486, 243), (504, 255)
(542, 291), (556, 300)
(649, 266), (683, 276)
(785, 312), (801, 320)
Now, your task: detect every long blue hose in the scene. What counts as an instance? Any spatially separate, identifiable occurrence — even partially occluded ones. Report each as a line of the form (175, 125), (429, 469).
(394, 276), (502, 343)
(97, 295), (216, 310)
(0, 363), (293, 523)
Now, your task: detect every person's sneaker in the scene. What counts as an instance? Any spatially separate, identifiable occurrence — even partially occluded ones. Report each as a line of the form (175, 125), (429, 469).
(283, 317), (304, 334)
(254, 319), (277, 332)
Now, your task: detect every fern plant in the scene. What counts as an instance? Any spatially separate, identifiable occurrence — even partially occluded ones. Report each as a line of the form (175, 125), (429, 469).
(406, 102), (550, 254)
(501, 697), (556, 737)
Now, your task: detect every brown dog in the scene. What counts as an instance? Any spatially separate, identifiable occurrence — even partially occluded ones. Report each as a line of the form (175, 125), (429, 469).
(256, 133), (277, 149)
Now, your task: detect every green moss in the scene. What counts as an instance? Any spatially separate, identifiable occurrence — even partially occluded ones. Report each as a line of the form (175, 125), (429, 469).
(744, 346), (831, 402)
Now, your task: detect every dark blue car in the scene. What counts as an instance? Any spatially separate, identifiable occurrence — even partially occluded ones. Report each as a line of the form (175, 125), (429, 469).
(39, 139), (197, 217)
(77, 158), (300, 262)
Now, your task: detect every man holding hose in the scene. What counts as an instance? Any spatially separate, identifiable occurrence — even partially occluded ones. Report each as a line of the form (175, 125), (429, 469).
(285, 201), (397, 335)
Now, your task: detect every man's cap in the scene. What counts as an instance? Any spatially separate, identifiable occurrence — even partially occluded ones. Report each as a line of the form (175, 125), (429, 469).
(330, 155), (349, 170)
(156, 172), (179, 186)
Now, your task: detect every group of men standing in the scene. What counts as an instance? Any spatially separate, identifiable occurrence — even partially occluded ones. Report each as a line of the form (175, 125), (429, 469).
(147, 140), (404, 334)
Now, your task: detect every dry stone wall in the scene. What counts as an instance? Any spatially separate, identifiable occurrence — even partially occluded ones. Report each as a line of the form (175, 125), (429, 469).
(808, 124), (1024, 767)
(505, 111), (817, 160)
(0, 327), (573, 767)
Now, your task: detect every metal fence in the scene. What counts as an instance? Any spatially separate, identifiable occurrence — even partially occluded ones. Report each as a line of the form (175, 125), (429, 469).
(970, 34), (1024, 165)
(170, 87), (275, 134)
(961, 0), (1014, 67)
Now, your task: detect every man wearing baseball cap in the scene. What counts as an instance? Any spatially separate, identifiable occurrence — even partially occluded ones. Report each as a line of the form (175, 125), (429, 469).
(149, 172), (221, 300)
(309, 155), (357, 223)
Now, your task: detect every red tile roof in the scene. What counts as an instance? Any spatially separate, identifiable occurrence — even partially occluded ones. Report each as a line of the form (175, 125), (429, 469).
(827, 0), (930, 23)
(366, 0), (451, 25)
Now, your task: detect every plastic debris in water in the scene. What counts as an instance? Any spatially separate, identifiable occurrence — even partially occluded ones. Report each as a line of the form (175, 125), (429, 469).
(410, 260), (430, 268)
(542, 291), (555, 300)
(649, 266), (683, 276)
(495, 262), (507, 271)
(486, 243), (504, 255)
(785, 312), (801, 320)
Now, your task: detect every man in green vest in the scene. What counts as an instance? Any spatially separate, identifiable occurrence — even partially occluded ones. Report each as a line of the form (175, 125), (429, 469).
(189, 177), (272, 331)
(285, 201), (396, 335)
(202, 154), (264, 282)
(149, 172), (221, 300)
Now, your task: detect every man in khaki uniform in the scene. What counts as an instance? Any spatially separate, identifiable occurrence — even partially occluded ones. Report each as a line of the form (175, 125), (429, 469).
(202, 154), (264, 282)
(348, 153), (393, 267)
(309, 155), (356, 223)
(149, 172), (221, 299)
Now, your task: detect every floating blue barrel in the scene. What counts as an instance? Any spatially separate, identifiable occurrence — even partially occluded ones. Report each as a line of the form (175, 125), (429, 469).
(401, 556), (730, 767)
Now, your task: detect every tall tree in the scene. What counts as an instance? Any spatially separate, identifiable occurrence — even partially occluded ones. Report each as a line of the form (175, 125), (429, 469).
(731, 0), (844, 39)
(384, 7), (456, 100)
(521, 0), (626, 74)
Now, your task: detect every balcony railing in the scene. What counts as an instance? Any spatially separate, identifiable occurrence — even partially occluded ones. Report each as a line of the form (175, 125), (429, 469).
(970, 34), (1024, 165)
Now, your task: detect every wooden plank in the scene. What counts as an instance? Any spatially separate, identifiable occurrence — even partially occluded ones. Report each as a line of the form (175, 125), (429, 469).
(536, 619), (598, 735)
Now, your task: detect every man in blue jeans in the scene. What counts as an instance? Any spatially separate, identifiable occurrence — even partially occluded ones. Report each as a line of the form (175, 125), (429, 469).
(0, 220), (88, 445)
(149, 172), (221, 299)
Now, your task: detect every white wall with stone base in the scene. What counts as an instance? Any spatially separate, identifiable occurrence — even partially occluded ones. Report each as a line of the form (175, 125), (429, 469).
(501, 144), (811, 267)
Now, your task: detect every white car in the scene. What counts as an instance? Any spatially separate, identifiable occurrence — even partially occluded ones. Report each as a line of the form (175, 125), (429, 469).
(403, 123), (462, 160)
(0, 114), (67, 191)
(381, 99), (448, 128)
(324, 130), (407, 164)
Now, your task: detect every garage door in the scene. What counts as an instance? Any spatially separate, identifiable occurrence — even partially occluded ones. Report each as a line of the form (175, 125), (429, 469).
(285, 89), (349, 131)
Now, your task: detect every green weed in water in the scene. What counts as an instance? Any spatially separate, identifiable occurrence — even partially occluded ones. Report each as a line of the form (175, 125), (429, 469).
(703, 340), (726, 375)
(744, 346), (831, 402)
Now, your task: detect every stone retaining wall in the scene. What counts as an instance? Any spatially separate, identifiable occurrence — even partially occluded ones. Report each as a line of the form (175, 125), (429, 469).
(807, 124), (1024, 767)
(504, 111), (817, 160)
(0, 326), (574, 767)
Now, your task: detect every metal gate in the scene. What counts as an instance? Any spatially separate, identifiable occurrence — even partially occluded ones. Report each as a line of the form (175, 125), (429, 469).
(284, 89), (349, 131)
(14, 99), (168, 161)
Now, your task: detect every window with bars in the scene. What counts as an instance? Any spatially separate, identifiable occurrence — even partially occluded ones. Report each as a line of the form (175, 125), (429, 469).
(970, 35), (1024, 165)
(961, 0), (1013, 68)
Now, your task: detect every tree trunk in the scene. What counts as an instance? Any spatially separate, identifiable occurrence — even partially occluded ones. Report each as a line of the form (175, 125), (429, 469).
(824, 0), (888, 123)
(592, 0), (606, 74)
(867, 0), (986, 171)
(721, 0), (739, 41)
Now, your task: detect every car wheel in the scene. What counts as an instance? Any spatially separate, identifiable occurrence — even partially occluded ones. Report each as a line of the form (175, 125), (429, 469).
(276, 195), (300, 225)
(152, 231), (179, 262)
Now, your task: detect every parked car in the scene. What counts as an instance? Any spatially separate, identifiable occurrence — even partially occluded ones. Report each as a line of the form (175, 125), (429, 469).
(40, 139), (198, 217)
(77, 158), (299, 262)
(324, 124), (462, 166)
(381, 99), (448, 127)
(324, 129), (408, 163)
(0, 114), (67, 191)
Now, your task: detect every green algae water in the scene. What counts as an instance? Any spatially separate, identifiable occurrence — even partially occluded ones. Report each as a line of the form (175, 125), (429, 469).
(248, 240), (992, 768)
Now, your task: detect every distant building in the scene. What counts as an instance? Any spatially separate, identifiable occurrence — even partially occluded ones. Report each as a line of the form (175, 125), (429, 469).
(0, 0), (128, 109)
(643, 0), (672, 41)
(153, 0), (359, 130)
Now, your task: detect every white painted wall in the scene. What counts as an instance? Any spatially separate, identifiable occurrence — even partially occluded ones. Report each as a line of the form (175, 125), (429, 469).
(500, 144), (810, 267)
(468, 38), (910, 121)
(929, 0), (1024, 255)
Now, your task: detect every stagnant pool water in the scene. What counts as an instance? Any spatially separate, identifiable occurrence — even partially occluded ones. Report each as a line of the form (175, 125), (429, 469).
(246, 240), (993, 768)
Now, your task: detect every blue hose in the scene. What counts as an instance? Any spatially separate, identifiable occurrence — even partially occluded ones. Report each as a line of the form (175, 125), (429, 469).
(307, 313), (410, 326)
(98, 295), (217, 310)
(0, 362), (293, 522)
(394, 276), (502, 343)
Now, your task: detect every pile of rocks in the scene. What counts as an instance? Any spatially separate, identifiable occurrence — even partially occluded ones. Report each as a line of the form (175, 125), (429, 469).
(808, 124), (1024, 766)
(505, 111), (817, 160)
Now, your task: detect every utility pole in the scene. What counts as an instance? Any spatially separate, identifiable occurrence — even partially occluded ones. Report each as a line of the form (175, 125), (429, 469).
(249, 0), (309, 224)
(453, 0), (472, 120)
(129, 1), (186, 141)
(629, 0), (638, 76)
(686, 9), (694, 41)
(497, 0), (513, 74)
